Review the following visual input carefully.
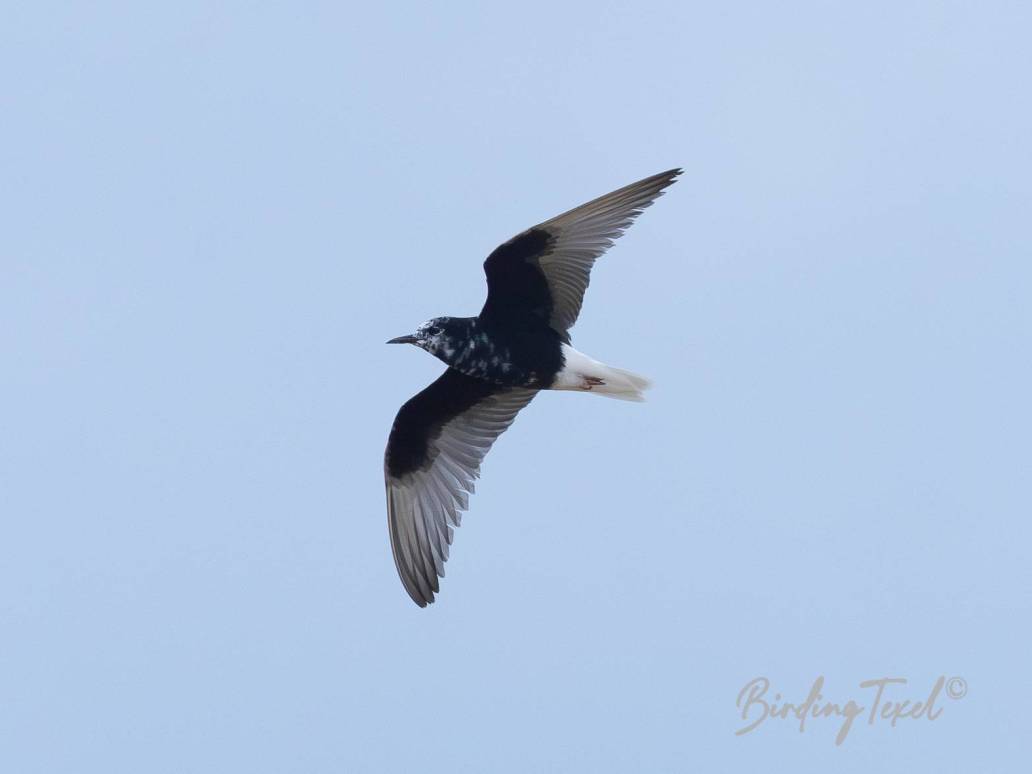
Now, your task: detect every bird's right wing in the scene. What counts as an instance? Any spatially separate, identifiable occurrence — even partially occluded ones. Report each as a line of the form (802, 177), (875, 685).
(384, 368), (537, 607)
(481, 168), (681, 341)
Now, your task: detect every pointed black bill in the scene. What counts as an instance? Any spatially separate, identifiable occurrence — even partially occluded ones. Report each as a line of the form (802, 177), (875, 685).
(387, 335), (418, 345)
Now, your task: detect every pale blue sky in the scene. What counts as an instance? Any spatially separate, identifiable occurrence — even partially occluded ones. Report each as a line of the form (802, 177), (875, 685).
(2, 2), (1030, 771)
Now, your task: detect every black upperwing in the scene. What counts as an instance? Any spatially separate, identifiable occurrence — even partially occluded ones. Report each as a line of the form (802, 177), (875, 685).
(480, 169), (681, 342)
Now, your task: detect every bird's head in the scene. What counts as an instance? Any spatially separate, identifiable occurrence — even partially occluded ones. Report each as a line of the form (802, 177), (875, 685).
(387, 317), (456, 355)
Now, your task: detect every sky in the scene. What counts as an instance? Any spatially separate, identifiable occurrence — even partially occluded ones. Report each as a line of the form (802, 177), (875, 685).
(2, 2), (1030, 771)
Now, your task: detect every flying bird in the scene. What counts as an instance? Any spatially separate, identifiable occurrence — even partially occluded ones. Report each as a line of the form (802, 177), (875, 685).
(385, 168), (681, 606)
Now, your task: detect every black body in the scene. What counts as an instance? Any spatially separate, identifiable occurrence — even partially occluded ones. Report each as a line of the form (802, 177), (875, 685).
(422, 315), (564, 389)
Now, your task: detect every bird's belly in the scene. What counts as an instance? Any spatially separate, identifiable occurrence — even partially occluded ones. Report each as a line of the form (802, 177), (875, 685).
(447, 352), (548, 388)
(442, 334), (562, 389)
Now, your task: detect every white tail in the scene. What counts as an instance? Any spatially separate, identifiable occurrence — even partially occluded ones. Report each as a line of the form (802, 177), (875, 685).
(553, 344), (652, 402)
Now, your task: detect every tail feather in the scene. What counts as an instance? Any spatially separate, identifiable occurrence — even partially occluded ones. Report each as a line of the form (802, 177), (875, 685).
(555, 344), (651, 401)
(601, 366), (652, 401)
(594, 365), (651, 401)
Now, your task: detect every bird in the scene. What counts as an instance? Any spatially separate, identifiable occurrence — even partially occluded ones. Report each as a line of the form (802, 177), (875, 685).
(385, 168), (681, 606)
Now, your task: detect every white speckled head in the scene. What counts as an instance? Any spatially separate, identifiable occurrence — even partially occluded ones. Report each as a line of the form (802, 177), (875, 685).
(414, 317), (453, 356)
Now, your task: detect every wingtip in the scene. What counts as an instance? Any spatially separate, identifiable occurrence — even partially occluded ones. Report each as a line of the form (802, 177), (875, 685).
(401, 576), (435, 607)
(637, 167), (683, 201)
(639, 167), (683, 193)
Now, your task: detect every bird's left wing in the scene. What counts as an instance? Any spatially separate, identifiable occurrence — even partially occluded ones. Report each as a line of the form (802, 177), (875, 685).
(384, 368), (537, 607)
(481, 168), (681, 341)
